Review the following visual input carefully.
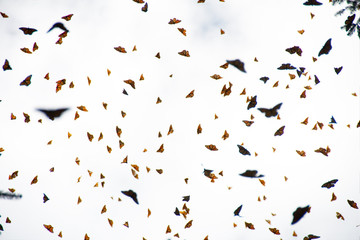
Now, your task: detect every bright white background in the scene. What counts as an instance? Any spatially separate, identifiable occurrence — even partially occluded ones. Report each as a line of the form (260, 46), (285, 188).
(0, 0), (360, 239)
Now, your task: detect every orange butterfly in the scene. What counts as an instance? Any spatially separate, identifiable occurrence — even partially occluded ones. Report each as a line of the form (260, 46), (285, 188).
(178, 28), (186, 36)
(197, 124), (202, 134)
(23, 113), (30, 123)
(155, 52), (160, 58)
(0, 12), (9, 18)
(62, 14), (73, 21)
(33, 42), (38, 52)
(43, 224), (54, 233)
(245, 222), (255, 230)
(274, 126), (285, 136)
(168, 124), (174, 135)
(3, 59), (12, 71)
(114, 46), (126, 53)
(269, 228), (280, 235)
(87, 132), (94, 142)
(296, 150), (306, 157)
(222, 130), (229, 140)
(348, 200), (358, 209)
(124, 79), (135, 89)
(9, 171), (18, 180)
(142, 3), (148, 12)
(210, 74), (222, 80)
(186, 90), (195, 98)
(77, 105), (88, 112)
(10, 113), (16, 120)
(119, 140), (125, 149)
(178, 50), (190, 57)
(19, 27), (37, 35)
(205, 144), (218, 151)
(157, 144), (164, 152)
(184, 220), (193, 229)
(168, 18), (181, 24)
(243, 120), (254, 127)
(20, 75), (32, 86)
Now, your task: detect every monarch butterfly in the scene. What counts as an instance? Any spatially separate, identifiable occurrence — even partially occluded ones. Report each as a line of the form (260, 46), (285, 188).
(237, 144), (250, 156)
(178, 50), (190, 57)
(121, 189), (138, 204)
(37, 108), (69, 120)
(168, 18), (181, 24)
(222, 130), (229, 140)
(61, 14), (73, 21)
(19, 27), (37, 35)
(227, 59), (246, 73)
(247, 96), (257, 110)
(155, 52), (160, 58)
(43, 193), (49, 203)
(347, 200), (358, 209)
(133, 0), (144, 3)
(274, 126), (285, 136)
(43, 224), (54, 233)
(258, 103), (282, 117)
(184, 220), (193, 229)
(318, 38), (332, 57)
(168, 124), (174, 135)
(0, 12), (9, 18)
(277, 63), (295, 70)
(77, 105), (87, 112)
(197, 124), (202, 134)
(210, 74), (222, 80)
(269, 228), (280, 235)
(292, 205), (310, 224)
(20, 47), (32, 54)
(166, 225), (171, 233)
(205, 144), (218, 151)
(239, 170), (264, 178)
(334, 66), (343, 74)
(245, 222), (255, 229)
(186, 90), (195, 98)
(141, 2), (148, 12)
(259, 77), (269, 84)
(296, 150), (306, 157)
(234, 205), (242, 216)
(20, 75), (32, 86)
(220, 62), (228, 69)
(114, 46), (126, 53)
(178, 28), (186, 36)
(2, 59), (11, 71)
(157, 144), (164, 152)
(243, 120), (254, 127)
(285, 46), (302, 56)
(124, 79), (135, 89)
(321, 179), (338, 189)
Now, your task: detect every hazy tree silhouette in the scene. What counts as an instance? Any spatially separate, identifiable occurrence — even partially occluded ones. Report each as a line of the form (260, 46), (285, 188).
(332, 0), (360, 38)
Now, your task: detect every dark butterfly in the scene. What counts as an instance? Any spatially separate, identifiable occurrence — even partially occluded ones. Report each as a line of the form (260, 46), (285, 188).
(277, 63), (296, 70)
(304, 234), (320, 240)
(234, 205), (243, 217)
(20, 75), (32, 86)
(226, 59), (246, 73)
(259, 77), (269, 84)
(329, 116), (336, 124)
(123, 89), (128, 95)
(19, 27), (37, 35)
(0, 191), (22, 199)
(237, 145), (250, 156)
(43, 193), (49, 203)
(318, 38), (332, 57)
(258, 103), (282, 117)
(174, 207), (180, 216)
(291, 205), (310, 224)
(142, 2), (148, 12)
(37, 108), (69, 120)
(247, 95), (257, 110)
(121, 190), (138, 204)
(274, 126), (285, 136)
(345, 14), (355, 31)
(239, 170), (264, 178)
(47, 22), (69, 33)
(0, 223), (3, 231)
(303, 0), (322, 5)
(296, 67), (305, 77)
(314, 75), (320, 85)
(334, 66), (343, 74)
(2, 59), (12, 71)
(321, 179), (338, 189)
(285, 46), (302, 56)
(182, 196), (190, 202)
(203, 169), (213, 178)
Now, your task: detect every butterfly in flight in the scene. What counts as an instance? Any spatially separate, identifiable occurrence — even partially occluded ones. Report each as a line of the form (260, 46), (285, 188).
(48, 22), (69, 33)
(247, 96), (257, 110)
(121, 190), (139, 204)
(321, 179), (338, 189)
(239, 170), (264, 178)
(237, 145), (250, 156)
(292, 205), (310, 224)
(19, 27), (37, 35)
(234, 205), (243, 217)
(303, 0), (322, 5)
(318, 38), (332, 56)
(226, 59), (246, 73)
(37, 108), (69, 120)
(258, 103), (282, 117)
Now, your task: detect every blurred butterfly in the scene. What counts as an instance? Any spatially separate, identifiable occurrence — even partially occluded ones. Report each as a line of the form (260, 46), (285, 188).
(269, 228), (280, 235)
(245, 222), (255, 229)
(43, 193), (49, 203)
(344, 14), (355, 31)
(43, 224), (54, 233)
(141, 2), (148, 12)
(19, 27), (37, 35)
(237, 144), (250, 156)
(259, 77), (269, 84)
(174, 207), (180, 216)
(329, 116), (337, 124)
(247, 96), (257, 110)
(20, 75), (32, 86)
(334, 66), (343, 74)
(239, 170), (264, 178)
(205, 144), (218, 151)
(168, 18), (181, 24)
(314, 75), (320, 84)
(258, 103), (282, 117)
(292, 205), (310, 224)
(0, 12), (8, 18)
(234, 205), (242, 216)
(122, 190), (138, 204)
(178, 50), (190, 57)
(62, 14), (73, 21)
(124, 79), (135, 89)
(0, 191), (22, 199)
(286, 46), (302, 56)
(186, 90), (194, 98)
(114, 46), (127, 53)
(227, 59), (246, 73)
(123, 89), (128, 95)
(37, 108), (69, 120)
(274, 126), (285, 136)
(321, 179), (338, 189)
(304, 234), (320, 240)
(243, 120), (254, 127)
(48, 22), (69, 32)
(182, 196), (190, 202)
(2, 59), (12, 71)
(318, 38), (332, 56)
(303, 0), (322, 5)
(277, 63), (295, 70)
(178, 28), (186, 36)
(347, 200), (358, 209)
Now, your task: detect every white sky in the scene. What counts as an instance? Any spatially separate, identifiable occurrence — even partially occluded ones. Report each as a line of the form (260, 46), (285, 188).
(1, 0), (360, 239)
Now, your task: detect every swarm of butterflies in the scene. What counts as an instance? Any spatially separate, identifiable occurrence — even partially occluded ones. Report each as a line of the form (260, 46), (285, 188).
(1, 0), (360, 239)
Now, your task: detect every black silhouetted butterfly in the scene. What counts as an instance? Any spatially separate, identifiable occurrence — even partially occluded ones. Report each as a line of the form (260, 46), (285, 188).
(227, 59), (246, 73)
(259, 77), (269, 84)
(239, 170), (264, 178)
(19, 27), (37, 35)
(258, 103), (282, 117)
(334, 66), (343, 74)
(37, 108), (69, 120)
(234, 205), (243, 217)
(318, 38), (332, 56)
(247, 96), (257, 110)
(277, 63), (295, 70)
(303, 0), (322, 6)
(292, 205), (310, 224)
(48, 22), (69, 33)
(121, 190), (138, 204)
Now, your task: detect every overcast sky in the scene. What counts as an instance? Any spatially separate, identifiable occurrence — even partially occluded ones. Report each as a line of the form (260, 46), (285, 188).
(1, 0), (360, 239)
